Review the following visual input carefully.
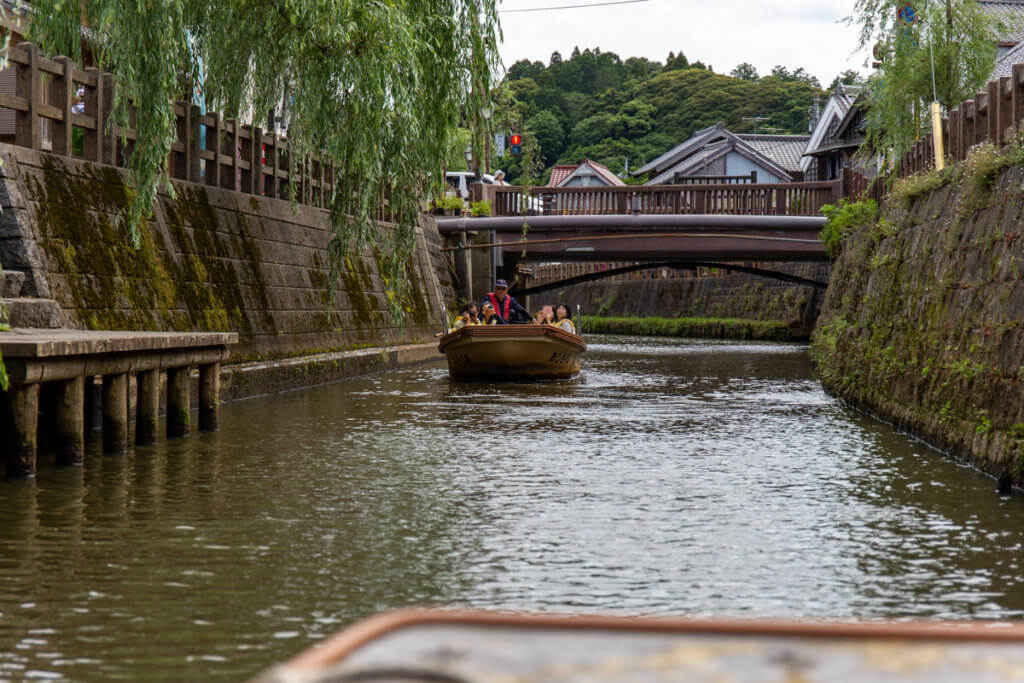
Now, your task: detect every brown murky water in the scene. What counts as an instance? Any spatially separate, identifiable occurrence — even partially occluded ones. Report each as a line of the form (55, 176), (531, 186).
(1, 336), (1023, 681)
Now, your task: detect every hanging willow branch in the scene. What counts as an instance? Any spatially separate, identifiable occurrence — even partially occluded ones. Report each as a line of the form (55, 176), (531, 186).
(29, 0), (501, 325)
(845, 0), (1004, 170)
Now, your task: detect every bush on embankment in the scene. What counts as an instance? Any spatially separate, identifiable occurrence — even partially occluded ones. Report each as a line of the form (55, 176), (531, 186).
(811, 139), (1024, 486)
(582, 315), (796, 341)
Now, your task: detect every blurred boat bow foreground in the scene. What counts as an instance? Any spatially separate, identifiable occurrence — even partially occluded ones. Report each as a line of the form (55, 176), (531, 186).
(250, 609), (1024, 682)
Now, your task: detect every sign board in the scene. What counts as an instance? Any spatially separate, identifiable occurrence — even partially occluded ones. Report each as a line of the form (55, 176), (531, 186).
(494, 132), (506, 158)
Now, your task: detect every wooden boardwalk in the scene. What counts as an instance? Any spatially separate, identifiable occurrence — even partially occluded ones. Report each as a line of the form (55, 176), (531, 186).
(1, 329), (237, 477)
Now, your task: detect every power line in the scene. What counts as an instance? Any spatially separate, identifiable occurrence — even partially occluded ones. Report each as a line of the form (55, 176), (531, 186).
(499, 0), (653, 13)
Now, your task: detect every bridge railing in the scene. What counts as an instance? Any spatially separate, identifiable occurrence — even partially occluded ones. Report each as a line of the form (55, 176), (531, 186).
(489, 181), (840, 218)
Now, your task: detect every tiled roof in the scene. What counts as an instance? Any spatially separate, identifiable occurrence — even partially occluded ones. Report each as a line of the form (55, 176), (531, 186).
(735, 134), (811, 174)
(633, 122), (725, 176)
(549, 159), (626, 187)
(993, 39), (1024, 78)
(980, 1), (1024, 44)
(646, 134), (795, 184)
(547, 164), (578, 187)
(580, 158), (626, 186)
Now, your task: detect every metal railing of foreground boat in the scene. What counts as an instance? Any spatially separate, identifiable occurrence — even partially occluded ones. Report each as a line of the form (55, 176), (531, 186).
(488, 181), (840, 218)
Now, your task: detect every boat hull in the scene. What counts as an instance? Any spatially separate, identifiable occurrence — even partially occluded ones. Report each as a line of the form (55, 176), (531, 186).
(438, 325), (586, 380)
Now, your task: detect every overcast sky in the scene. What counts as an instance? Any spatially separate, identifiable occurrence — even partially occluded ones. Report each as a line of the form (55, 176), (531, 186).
(497, 0), (869, 87)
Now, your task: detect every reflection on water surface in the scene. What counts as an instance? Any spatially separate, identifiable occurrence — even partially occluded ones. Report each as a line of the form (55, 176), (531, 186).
(1, 336), (1022, 681)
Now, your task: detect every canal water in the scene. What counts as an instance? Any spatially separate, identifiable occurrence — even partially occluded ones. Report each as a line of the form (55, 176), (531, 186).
(2, 336), (1024, 681)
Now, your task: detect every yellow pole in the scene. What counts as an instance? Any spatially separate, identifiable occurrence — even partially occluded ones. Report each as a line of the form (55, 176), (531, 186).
(931, 101), (945, 170)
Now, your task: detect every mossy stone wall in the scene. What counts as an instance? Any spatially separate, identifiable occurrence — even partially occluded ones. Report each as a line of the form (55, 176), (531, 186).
(551, 263), (829, 337)
(0, 144), (451, 360)
(812, 164), (1024, 484)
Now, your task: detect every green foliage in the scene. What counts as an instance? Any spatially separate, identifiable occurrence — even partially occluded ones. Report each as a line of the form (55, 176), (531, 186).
(437, 195), (465, 212)
(820, 199), (878, 259)
(502, 47), (825, 182)
(581, 315), (793, 341)
(888, 167), (952, 207)
(29, 0), (500, 326)
(469, 199), (491, 217)
(848, 0), (1004, 169)
(525, 110), (564, 165)
(730, 62), (759, 82)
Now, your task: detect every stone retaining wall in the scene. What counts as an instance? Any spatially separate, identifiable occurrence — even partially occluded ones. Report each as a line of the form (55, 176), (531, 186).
(811, 165), (1024, 485)
(532, 263), (829, 337)
(0, 144), (452, 360)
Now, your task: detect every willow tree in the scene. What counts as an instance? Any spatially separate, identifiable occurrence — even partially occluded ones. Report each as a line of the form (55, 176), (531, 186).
(28, 0), (500, 322)
(847, 0), (1005, 170)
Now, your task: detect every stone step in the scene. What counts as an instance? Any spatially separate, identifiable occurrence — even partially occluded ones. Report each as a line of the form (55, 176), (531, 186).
(1, 298), (68, 329)
(1, 270), (25, 298)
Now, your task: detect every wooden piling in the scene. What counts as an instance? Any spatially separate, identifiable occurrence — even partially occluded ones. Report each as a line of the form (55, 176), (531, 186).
(102, 372), (129, 453)
(136, 369), (160, 445)
(198, 363), (220, 432)
(53, 376), (84, 465)
(167, 367), (190, 438)
(4, 384), (39, 477)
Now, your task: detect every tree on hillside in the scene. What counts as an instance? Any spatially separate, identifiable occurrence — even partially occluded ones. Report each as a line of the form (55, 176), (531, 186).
(730, 62), (760, 82)
(828, 69), (865, 91)
(664, 51), (690, 71)
(848, 0), (1004, 168)
(28, 0), (500, 323)
(767, 66), (821, 88)
(526, 110), (566, 165)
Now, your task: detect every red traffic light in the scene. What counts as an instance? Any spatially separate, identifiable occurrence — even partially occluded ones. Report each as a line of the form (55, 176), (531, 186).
(510, 134), (521, 146)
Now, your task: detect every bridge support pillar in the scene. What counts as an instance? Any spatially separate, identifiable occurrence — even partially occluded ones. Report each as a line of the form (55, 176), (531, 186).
(453, 231), (471, 303)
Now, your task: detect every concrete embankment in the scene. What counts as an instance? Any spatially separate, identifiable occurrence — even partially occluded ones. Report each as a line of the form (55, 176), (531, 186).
(219, 342), (443, 401)
(811, 162), (1024, 486)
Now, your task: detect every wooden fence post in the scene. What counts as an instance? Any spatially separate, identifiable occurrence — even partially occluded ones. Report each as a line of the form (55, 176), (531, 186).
(172, 101), (188, 180)
(270, 133), (280, 198)
(948, 106), (960, 161)
(223, 118), (238, 191)
(188, 104), (202, 183)
(975, 94), (988, 147)
(997, 77), (1011, 146)
(987, 82), (999, 145)
(15, 43), (41, 150)
(83, 67), (103, 162)
(963, 100), (975, 155)
(1013, 64), (1024, 138)
(50, 56), (74, 157)
(249, 126), (262, 195)
(100, 72), (115, 165)
(206, 111), (221, 187)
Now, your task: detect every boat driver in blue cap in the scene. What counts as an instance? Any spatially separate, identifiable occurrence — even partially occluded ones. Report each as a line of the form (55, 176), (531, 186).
(483, 279), (530, 324)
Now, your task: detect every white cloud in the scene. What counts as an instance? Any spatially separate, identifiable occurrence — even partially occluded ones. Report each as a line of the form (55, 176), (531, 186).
(498, 0), (869, 85)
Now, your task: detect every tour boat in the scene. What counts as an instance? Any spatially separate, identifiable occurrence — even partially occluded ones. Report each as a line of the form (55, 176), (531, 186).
(438, 324), (586, 380)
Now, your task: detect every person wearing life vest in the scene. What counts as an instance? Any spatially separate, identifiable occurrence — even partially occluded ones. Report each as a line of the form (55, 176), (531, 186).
(481, 279), (529, 324)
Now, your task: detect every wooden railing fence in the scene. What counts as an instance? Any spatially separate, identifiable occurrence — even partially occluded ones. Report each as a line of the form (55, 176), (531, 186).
(488, 181), (840, 218)
(1, 43), (338, 210)
(895, 63), (1024, 178)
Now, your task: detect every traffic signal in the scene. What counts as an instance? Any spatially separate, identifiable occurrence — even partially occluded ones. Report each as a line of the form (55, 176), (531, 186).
(510, 133), (522, 156)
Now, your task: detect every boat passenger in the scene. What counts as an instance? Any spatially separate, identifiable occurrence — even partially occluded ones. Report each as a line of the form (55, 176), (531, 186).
(535, 305), (554, 325)
(482, 279), (530, 324)
(451, 305), (477, 330)
(554, 303), (576, 334)
(479, 302), (499, 325)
